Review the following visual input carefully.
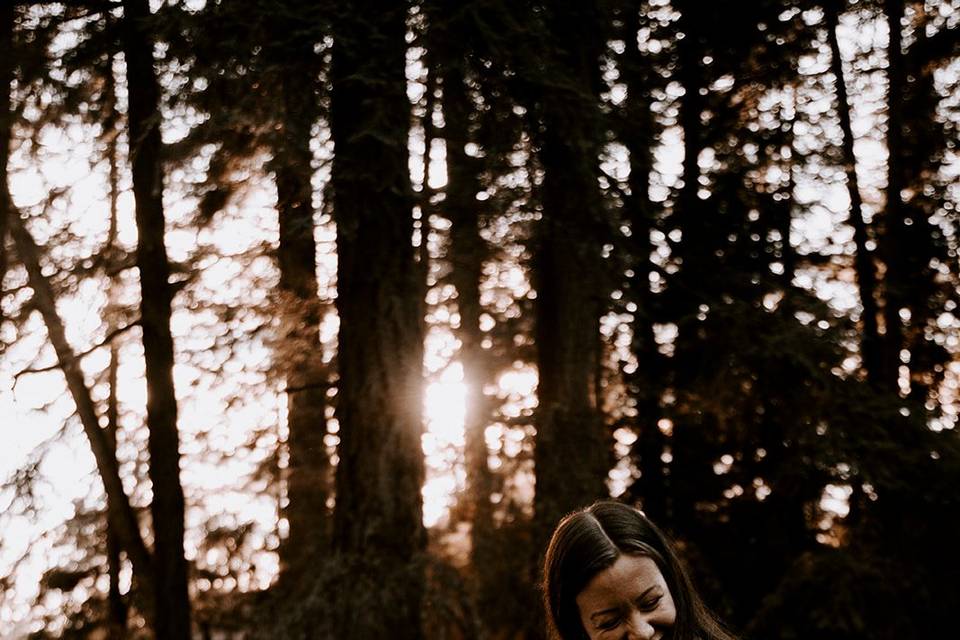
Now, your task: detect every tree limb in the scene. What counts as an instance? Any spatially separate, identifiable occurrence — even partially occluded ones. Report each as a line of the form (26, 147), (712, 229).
(13, 318), (142, 381)
(7, 209), (157, 621)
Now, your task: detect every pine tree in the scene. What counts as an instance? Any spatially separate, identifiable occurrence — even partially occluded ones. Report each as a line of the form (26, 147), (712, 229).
(825, 0), (882, 387)
(266, 3), (331, 580)
(617, 0), (668, 524)
(328, 2), (427, 637)
(429, 0), (498, 593)
(0, 2), (12, 294)
(120, 0), (192, 635)
(529, 0), (612, 545)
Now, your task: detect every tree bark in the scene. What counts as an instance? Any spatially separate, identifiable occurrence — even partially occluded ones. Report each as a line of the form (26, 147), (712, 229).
(825, 2), (883, 386)
(666, 0), (708, 533)
(0, 3), (14, 300)
(106, 340), (128, 640)
(531, 1), (610, 545)
(120, 0), (192, 636)
(673, 0), (706, 270)
(104, 70), (129, 639)
(441, 63), (495, 572)
(329, 2), (426, 638)
(883, 5), (950, 411)
(620, 0), (667, 523)
(879, 0), (906, 394)
(776, 94), (798, 290)
(271, 36), (330, 579)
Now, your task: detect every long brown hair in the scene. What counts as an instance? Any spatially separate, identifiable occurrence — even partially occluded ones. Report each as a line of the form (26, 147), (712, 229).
(542, 501), (736, 640)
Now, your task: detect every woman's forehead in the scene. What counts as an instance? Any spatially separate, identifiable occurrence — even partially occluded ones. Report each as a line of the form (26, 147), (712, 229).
(576, 554), (667, 609)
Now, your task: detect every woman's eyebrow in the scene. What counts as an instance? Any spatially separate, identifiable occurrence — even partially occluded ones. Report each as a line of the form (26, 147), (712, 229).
(635, 586), (658, 599)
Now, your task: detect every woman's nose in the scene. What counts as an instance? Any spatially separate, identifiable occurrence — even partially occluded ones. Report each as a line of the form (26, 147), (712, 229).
(624, 612), (656, 640)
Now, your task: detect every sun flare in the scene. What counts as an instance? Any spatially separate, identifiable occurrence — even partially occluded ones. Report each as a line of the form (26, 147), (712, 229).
(421, 363), (468, 526)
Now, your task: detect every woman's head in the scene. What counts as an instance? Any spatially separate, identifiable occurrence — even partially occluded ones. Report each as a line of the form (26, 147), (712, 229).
(542, 501), (734, 640)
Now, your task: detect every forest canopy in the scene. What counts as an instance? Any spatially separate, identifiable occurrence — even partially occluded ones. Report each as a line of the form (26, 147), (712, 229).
(1, 0), (959, 638)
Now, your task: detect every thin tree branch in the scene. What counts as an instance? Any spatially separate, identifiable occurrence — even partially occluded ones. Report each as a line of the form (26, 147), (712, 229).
(7, 208), (157, 620)
(13, 319), (142, 381)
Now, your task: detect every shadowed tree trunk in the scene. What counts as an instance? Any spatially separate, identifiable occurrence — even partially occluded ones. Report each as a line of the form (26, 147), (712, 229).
(527, 8), (612, 638)
(4, 29), (146, 633)
(879, 0), (906, 394)
(531, 1), (610, 537)
(9, 213), (155, 622)
(441, 60), (496, 578)
(881, 6), (952, 412)
(825, 1), (882, 387)
(106, 335), (128, 640)
(533, 0), (612, 525)
(120, 0), (192, 637)
(0, 3), (13, 299)
(329, 2), (426, 638)
(104, 67), (129, 638)
(270, 25), (330, 579)
(620, 0), (667, 523)
(666, 0), (710, 534)
(425, 0), (496, 572)
(775, 94), (798, 291)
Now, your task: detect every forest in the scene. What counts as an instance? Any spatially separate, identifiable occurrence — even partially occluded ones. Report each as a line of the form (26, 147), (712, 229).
(1, 0), (959, 638)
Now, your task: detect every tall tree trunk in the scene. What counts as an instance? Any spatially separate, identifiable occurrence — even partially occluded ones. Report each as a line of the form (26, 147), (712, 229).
(897, 8), (948, 411)
(0, 3), (13, 299)
(441, 63), (495, 578)
(825, 1), (882, 386)
(527, 8), (611, 631)
(8, 214), (155, 619)
(120, 1), (191, 636)
(329, 2), (426, 638)
(880, 0), (906, 394)
(417, 55), (435, 311)
(4, 34), (148, 629)
(272, 43), (329, 580)
(530, 0), (610, 570)
(774, 90), (798, 291)
(104, 71), (128, 639)
(673, 0), (706, 274)
(620, 0), (667, 523)
(667, 0), (709, 533)
(106, 341), (128, 640)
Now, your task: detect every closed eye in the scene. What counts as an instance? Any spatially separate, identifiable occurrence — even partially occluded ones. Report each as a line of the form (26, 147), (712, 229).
(595, 616), (621, 631)
(638, 594), (662, 612)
